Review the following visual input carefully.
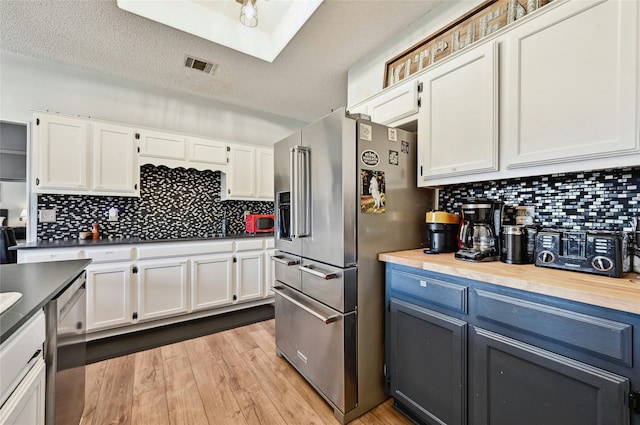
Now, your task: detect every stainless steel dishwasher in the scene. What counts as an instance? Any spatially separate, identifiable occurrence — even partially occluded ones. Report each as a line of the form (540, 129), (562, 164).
(44, 271), (86, 425)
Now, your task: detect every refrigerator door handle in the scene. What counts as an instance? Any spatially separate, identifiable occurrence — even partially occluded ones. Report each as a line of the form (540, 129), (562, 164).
(290, 146), (310, 238)
(299, 265), (338, 280)
(272, 286), (340, 324)
(272, 255), (300, 266)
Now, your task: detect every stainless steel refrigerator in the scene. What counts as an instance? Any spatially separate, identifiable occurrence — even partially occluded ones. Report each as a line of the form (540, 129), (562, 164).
(272, 108), (433, 423)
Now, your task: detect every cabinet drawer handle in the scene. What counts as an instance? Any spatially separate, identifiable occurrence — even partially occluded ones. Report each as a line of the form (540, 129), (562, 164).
(299, 265), (337, 280)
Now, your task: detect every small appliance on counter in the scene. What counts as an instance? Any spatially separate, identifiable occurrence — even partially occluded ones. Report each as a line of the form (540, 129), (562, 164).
(245, 214), (274, 233)
(422, 211), (459, 254)
(501, 225), (528, 264)
(535, 230), (624, 278)
(455, 198), (503, 262)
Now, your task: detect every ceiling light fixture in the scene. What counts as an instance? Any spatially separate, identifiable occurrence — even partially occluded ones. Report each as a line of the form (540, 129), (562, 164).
(240, 0), (258, 28)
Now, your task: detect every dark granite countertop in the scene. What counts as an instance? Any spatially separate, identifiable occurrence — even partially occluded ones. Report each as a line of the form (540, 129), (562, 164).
(0, 259), (92, 343)
(11, 232), (274, 250)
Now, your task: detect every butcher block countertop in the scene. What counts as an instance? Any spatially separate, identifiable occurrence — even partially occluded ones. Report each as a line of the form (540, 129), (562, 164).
(379, 249), (640, 315)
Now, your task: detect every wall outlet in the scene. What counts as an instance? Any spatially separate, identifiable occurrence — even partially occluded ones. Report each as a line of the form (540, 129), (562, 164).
(39, 209), (56, 223)
(108, 207), (119, 222)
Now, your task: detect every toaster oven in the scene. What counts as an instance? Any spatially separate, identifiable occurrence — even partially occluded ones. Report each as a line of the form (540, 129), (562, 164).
(245, 214), (275, 233)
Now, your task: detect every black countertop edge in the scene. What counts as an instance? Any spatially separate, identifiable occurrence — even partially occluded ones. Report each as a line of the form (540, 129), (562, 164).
(0, 259), (92, 344)
(11, 233), (275, 250)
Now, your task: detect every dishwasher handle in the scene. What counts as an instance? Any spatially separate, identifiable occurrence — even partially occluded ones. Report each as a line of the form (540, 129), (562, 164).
(59, 284), (85, 323)
(272, 286), (340, 324)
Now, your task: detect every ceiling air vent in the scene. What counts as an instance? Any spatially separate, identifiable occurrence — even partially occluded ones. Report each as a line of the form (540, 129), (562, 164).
(184, 55), (218, 75)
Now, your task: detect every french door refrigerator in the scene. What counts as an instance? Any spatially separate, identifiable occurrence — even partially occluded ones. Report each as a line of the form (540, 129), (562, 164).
(272, 107), (433, 423)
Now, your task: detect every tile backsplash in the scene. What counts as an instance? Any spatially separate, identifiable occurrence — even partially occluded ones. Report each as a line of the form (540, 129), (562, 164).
(37, 165), (274, 240)
(438, 166), (640, 232)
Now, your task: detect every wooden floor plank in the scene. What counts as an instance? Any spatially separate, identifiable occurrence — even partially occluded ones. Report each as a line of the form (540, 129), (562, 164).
(133, 346), (165, 396)
(226, 323), (259, 354)
(217, 331), (260, 391)
(233, 383), (288, 425)
(81, 360), (107, 425)
(91, 354), (135, 425)
(240, 347), (329, 425)
(185, 336), (248, 425)
(131, 386), (171, 425)
(161, 343), (209, 425)
(82, 318), (413, 425)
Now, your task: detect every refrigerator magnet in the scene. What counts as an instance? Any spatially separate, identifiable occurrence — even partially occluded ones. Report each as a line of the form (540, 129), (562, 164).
(361, 170), (386, 214)
(361, 150), (380, 167)
(359, 123), (373, 141)
(389, 150), (399, 166)
(388, 128), (398, 142)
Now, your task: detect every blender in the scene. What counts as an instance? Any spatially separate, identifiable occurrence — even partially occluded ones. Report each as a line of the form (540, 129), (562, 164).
(455, 198), (503, 262)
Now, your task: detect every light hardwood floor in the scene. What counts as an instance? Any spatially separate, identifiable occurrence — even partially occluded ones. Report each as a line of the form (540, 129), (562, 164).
(82, 319), (412, 425)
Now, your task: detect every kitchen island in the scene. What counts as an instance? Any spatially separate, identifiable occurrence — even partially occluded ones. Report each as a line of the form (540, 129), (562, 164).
(0, 259), (91, 343)
(380, 249), (640, 425)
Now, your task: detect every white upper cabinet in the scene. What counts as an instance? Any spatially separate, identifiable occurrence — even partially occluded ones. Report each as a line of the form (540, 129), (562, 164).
(417, 41), (498, 184)
(32, 114), (91, 192)
(255, 148), (274, 201)
(138, 130), (185, 160)
(32, 113), (139, 196)
(221, 144), (274, 201)
(503, 0), (640, 169)
(138, 130), (231, 173)
(227, 144), (255, 198)
(92, 123), (139, 195)
(348, 77), (420, 125)
(186, 136), (228, 167)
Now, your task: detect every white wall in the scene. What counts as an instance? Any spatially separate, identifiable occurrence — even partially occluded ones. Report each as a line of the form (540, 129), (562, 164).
(0, 181), (27, 227)
(0, 50), (305, 146)
(347, 0), (484, 106)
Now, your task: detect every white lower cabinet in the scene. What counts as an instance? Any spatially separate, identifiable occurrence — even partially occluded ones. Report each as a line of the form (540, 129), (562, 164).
(235, 250), (264, 303)
(0, 358), (46, 425)
(191, 254), (234, 311)
(86, 262), (133, 332)
(17, 238), (274, 338)
(136, 259), (189, 321)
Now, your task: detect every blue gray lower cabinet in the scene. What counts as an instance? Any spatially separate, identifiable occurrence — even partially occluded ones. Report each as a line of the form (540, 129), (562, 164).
(385, 263), (639, 425)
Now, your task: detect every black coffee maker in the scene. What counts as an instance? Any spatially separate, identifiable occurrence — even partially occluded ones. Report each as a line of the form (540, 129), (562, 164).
(455, 198), (503, 262)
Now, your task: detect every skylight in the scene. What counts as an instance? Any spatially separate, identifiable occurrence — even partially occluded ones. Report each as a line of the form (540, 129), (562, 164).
(116, 0), (323, 63)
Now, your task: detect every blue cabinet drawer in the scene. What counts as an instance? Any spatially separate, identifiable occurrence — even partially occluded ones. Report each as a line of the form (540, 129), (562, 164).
(473, 289), (633, 366)
(389, 269), (467, 314)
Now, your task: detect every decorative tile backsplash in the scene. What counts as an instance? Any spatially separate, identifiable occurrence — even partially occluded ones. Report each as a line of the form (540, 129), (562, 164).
(37, 165), (274, 240)
(438, 166), (640, 232)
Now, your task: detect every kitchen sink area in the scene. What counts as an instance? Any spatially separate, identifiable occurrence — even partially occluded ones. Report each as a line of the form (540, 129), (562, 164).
(0, 292), (22, 315)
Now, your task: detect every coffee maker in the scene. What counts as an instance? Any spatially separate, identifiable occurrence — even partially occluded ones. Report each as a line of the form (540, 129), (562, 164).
(455, 198), (503, 262)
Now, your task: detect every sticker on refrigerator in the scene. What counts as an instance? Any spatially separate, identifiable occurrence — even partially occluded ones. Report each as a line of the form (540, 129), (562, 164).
(359, 123), (372, 141)
(388, 128), (398, 142)
(389, 150), (399, 166)
(401, 140), (410, 154)
(361, 170), (386, 214)
(361, 150), (380, 167)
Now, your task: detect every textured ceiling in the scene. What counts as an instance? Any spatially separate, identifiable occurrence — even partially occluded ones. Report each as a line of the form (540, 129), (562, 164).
(0, 0), (442, 123)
